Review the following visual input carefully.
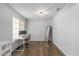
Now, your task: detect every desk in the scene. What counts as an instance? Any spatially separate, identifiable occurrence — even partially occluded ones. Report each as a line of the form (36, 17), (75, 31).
(13, 34), (30, 51)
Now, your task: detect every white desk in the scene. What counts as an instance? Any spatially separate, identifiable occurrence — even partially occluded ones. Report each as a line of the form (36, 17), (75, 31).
(13, 34), (29, 51)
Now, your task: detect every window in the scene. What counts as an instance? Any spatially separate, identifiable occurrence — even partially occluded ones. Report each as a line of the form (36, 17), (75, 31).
(12, 16), (24, 41)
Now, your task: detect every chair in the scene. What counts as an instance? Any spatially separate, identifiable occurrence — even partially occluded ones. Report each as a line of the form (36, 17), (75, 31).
(25, 34), (30, 48)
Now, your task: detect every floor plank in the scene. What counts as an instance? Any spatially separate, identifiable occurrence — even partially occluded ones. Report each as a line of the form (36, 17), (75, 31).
(12, 41), (65, 56)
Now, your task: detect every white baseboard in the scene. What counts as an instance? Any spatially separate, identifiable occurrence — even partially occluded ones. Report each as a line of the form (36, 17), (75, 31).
(53, 41), (66, 56)
(30, 39), (45, 41)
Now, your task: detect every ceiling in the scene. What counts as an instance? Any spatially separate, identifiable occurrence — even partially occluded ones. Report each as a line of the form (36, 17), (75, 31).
(9, 3), (66, 20)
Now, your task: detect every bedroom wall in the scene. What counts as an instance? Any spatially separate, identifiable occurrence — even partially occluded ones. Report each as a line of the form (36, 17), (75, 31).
(27, 18), (51, 41)
(0, 3), (26, 41)
(51, 4), (79, 56)
(0, 4), (27, 51)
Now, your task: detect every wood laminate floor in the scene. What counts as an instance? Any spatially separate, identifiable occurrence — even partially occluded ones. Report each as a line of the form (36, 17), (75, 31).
(12, 41), (65, 56)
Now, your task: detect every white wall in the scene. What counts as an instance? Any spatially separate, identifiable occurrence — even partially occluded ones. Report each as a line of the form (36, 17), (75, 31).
(0, 4), (26, 41)
(27, 18), (51, 41)
(0, 4), (27, 51)
(51, 4), (79, 56)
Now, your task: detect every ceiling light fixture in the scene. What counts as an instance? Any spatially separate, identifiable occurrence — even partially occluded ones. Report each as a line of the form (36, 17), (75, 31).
(35, 8), (48, 16)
